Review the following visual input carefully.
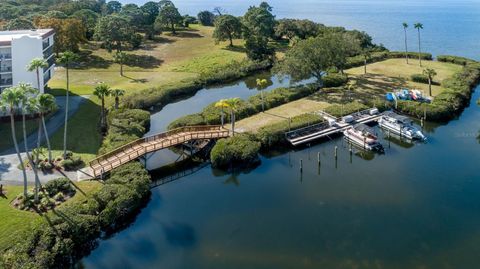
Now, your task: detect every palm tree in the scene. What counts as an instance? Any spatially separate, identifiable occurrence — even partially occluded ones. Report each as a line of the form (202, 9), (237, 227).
(0, 87), (29, 197)
(18, 83), (41, 202)
(402, 22), (409, 64)
(111, 89), (125, 110)
(57, 51), (79, 159)
(362, 49), (372, 74)
(223, 97), (241, 135)
(256, 78), (269, 112)
(423, 68), (437, 97)
(26, 58), (48, 91)
(414, 23), (424, 67)
(93, 83), (111, 131)
(215, 99), (228, 127)
(113, 51), (128, 77)
(37, 93), (57, 163)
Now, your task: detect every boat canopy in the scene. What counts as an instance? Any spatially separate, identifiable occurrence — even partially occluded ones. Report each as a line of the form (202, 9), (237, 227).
(383, 111), (411, 123)
(353, 123), (375, 134)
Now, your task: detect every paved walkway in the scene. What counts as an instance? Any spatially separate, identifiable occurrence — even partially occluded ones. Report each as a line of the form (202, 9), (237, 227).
(0, 95), (89, 184)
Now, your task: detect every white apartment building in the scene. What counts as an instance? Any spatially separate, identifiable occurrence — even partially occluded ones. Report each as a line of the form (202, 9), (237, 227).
(0, 29), (55, 93)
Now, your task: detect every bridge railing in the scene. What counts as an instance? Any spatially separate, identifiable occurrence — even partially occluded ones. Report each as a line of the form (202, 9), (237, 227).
(89, 125), (228, 168)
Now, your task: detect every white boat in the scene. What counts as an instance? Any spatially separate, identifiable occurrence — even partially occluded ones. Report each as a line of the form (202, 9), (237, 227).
(378, 112), (426, 140)
(343, 124), (384, 152)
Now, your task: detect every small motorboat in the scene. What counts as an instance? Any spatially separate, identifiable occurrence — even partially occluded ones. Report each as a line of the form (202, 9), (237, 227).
(343, 124), (384, 152)
(378, 112), (426, 141)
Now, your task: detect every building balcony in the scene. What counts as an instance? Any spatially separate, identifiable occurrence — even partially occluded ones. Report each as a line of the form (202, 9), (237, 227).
(0, 66), (12, 73)
(43, 45), (54, 59)
(43, 39), (51, 51)
(0, 78), (13, 86)
(43, 56), (55, 73)
(0, 54), (11, 60)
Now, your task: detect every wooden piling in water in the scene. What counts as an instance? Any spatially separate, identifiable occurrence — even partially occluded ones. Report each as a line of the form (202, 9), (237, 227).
(334, 146), (338, 158)
(300, 159), (303, 172)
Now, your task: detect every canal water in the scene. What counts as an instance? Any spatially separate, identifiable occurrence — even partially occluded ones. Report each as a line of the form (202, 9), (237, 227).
(143, 72), (299, 169)
(80, 83), (480, 269)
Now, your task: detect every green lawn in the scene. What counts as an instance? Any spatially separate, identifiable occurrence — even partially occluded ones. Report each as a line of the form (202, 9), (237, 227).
(0, 181), (101, 251)
(47, 24), (247, 95)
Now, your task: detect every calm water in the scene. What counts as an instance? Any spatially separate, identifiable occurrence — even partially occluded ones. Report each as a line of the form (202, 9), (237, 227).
(81, 1), (480, 268)
(125, 0), (480, 59)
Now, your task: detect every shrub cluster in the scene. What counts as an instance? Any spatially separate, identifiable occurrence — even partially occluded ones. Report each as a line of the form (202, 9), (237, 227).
(168, 84), (320, 130)
(437, 55), (476, 66)
(122, 59), (272, 110)
(411, 73), (430, 84)
(99, 109), (150, 154)
(323, 73), (348, 87)
(346, 51), (389, 68)
(396, 61), (480, 121)
(388, 51), (433, 60)
(3, 163), (151, 269)
(210, 134), (261, 168)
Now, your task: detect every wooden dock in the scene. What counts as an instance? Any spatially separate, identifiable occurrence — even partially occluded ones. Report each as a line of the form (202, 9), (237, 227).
(285, 108), (383, 146)
(88, 125), (230, 178)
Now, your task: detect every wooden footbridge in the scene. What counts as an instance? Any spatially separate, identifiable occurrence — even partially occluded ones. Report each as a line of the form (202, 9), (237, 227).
(87, 125), (230, 178)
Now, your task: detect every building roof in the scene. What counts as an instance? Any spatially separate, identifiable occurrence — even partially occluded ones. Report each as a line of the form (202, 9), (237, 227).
(0, 29), (54, 46)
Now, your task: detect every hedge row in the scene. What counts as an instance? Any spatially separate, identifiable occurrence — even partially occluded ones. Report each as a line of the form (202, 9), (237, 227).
(168, 83), (321, 130)
(411, 73), (430, 84)
(396, 61), (480, 121)
(388, 51), (433, 60)
(2, 109), (153, 269)
(437, 55), (476, 66)
(123, 59), (272, 110)
(345, 51), (433, 70)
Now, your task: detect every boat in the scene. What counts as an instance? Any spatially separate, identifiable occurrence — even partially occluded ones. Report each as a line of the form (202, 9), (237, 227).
(378, 112), (426, 140)
(343, 124), (384, 152)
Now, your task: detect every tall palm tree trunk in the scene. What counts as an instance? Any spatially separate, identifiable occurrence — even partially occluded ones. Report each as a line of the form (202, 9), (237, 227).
(36, 68), (41, 91)
(364, 58), (367, 74)
(36, 118), (42, 164)
(417, 29), (422, 67)
(220, 107), (224, 127)
(231, 110), (235, 136)
(101, 98), (105, 130)
(404, 28), (409, 64)
(428, 77), (432, 96)
(63, 65), (69, 159)
(41, 114), (52, 163)
(23, 113), (40, 202)
(115, 96), (119, 110)
(10, 111), (28, 197)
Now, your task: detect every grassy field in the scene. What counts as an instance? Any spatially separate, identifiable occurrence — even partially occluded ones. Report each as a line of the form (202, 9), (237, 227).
(236, 59), (461, 132)
(0, 181), (101, 251)
(48, 25), (246, 95)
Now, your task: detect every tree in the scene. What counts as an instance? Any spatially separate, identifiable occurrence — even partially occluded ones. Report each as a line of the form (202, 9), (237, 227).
(121, 4), (145, 29)
(57, 51), (79, 159)
(197, 11), (215, 26)
(362, 49), (372, 74)
(105, 1), (122, 14)
(34, 17), (86, 53)
(423, 68), (437, 96)
(256, 78), (269, 112)
(242, 3), (276, 60)
(3, 18), (34, 30)
(141, 1), (160, 25)
(112, 88), (125, 110)
(402, 22), (409, 64)
(414, 22), (424, 67)
(213, 15), (242, 47)
(18, 83), (41, 202)
(93, 83), (111, 131)
(113, 51), (128, 76)
(223, 98), (241, 135)
(215, 99), (228, 127)
(71, 9), (99, 40)
(274, 33), (360, 83)
(27, 58), (48, 91)
(155, 2), (182, 34)
(274, 19), (320, 44)
(0, 87), (29, 197)
(94, 14), (134, 52)
(37, 93), (57, 163)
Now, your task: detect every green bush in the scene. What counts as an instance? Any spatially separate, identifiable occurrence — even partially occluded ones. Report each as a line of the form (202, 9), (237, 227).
(323, 101), (369, 117)
(61, 156), (83, 171)
(388, 51), (433, 60)
(197, 59), (272, 85)
(44, 178), (75, 197)
(437, 55), (476, 66)
(411, 73), (430, 84)
(210, 134), (261, 168)
(346, 51), (389, 68)
(323, 73), (348, 87)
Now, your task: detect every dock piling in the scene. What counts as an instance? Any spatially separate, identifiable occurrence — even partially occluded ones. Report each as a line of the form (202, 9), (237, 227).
(334, 146), (338, 159)
(300, 159), (303, 172)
